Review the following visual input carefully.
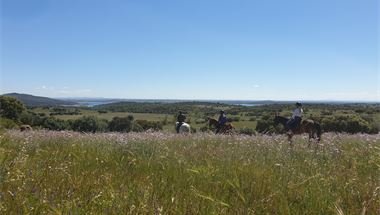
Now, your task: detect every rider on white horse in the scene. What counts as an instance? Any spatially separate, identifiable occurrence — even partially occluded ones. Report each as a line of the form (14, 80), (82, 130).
(176, 111), (186, 133)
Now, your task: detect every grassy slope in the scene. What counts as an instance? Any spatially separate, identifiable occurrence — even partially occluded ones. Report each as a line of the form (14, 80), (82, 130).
(1, 130), (379, 214)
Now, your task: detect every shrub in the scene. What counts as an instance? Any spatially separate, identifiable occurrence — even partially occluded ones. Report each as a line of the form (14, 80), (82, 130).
(19, 112), (42, 126)
(0, 117), (18, 129)
(108, 117), (133, 132)
(131, 123), (144, 132)
(71, 116), (106, 133)
(0, 96), (25, 120)
(321, 115), (371, 134)
(41, 117), (69, 131)
(368, 121), (380, 134)
(135, 120), (163, 131)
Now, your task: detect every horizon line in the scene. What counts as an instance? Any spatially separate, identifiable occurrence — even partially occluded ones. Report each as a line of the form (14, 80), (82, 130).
(2, 92), (379, 103)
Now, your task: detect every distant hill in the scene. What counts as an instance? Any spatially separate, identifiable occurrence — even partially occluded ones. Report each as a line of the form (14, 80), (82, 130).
(2, 93), (77, 107)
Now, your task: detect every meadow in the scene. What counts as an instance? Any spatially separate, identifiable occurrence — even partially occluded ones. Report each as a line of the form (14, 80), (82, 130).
(27, 102), (380, 134)
(30, 106), (259, 132)
(1, 130), (379, 214)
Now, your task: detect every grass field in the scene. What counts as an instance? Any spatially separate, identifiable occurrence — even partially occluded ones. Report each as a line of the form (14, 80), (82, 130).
(1, 130), (379, 214)
(32, 107), (259, 132)
(33, 108), (169, 121)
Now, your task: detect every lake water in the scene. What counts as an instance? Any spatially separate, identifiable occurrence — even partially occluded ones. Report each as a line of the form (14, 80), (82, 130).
(75, 101), (115, 107)
(234, 103), (262, 107)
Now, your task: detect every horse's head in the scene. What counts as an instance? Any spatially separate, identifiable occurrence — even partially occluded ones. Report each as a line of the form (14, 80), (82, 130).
(207, 117), (218, 128)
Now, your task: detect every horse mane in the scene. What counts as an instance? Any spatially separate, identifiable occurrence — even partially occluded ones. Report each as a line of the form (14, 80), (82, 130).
(274, 115), (289, 126)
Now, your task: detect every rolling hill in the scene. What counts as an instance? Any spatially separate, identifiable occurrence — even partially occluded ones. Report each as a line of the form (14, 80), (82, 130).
(2, 93), (77, 107)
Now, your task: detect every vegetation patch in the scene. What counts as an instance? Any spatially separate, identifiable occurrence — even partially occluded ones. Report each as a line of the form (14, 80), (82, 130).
(1, 130), (379, 214)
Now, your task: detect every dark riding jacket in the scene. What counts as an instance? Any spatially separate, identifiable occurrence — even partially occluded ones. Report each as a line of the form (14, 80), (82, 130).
(218, 114), (227, 126)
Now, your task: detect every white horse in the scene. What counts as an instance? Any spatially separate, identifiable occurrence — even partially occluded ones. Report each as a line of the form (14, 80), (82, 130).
(175, 122), (191, 134)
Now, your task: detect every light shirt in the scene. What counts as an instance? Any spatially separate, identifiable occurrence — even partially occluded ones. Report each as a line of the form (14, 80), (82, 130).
(292, 108), (303, 118)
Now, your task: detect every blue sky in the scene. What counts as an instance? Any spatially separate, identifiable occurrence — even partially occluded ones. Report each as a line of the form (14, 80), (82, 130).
(1, 0), (379, 101)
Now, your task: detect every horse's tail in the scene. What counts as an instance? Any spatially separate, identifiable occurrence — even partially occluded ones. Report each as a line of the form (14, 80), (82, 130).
(315, 122), (322, 141)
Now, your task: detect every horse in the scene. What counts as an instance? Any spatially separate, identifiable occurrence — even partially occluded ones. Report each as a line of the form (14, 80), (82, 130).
(175, 122), (191, 134)
(20, 124), (33, 132)
(274, 115), (321, 144)
(207, 117), (234, 134)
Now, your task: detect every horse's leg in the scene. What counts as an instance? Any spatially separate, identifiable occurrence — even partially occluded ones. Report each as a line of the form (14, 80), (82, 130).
(287, 133), (293, 146)
(316, 128), (321, 142)
(308, 131), (313, 148)
(222, 126), (228, 134)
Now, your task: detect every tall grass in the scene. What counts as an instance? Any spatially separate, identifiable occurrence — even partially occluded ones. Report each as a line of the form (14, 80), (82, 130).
(1, 130), (379, 214)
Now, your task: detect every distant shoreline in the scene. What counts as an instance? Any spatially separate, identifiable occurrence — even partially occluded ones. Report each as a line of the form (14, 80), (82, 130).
(62, 99), (380, 107)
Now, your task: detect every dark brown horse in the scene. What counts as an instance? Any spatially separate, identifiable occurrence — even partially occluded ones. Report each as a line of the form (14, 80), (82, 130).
(274, 115), (321, 144)
(207, 117), (234, 134)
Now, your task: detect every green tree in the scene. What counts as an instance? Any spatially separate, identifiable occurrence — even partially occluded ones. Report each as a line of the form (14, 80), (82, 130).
(108, 116), (133, 132)
(0, 96), (25, 120)
(42, 117), (69, 131)
(19, 111), (44, 126)
(72, 116), (105, 133)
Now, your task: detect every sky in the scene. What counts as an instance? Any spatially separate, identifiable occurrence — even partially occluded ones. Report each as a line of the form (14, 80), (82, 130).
(0, 0), (379, 101)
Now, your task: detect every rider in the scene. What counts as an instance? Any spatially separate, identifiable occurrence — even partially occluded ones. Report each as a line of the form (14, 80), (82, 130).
(176, 111), (186, 133)
(286, 102), (303, 133)
(216, 110), (227, 134)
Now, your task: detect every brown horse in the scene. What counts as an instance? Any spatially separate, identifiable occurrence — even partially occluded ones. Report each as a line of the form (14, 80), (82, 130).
(274, 115), (321, 144)
(207, 117), (234, 134)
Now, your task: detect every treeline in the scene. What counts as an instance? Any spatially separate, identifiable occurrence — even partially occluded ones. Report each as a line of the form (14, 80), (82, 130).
(1, 96), (379, 134)
(94, 101), (231, 115)
(3, 111), (165, 133)
(0, 96), (164, 133)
